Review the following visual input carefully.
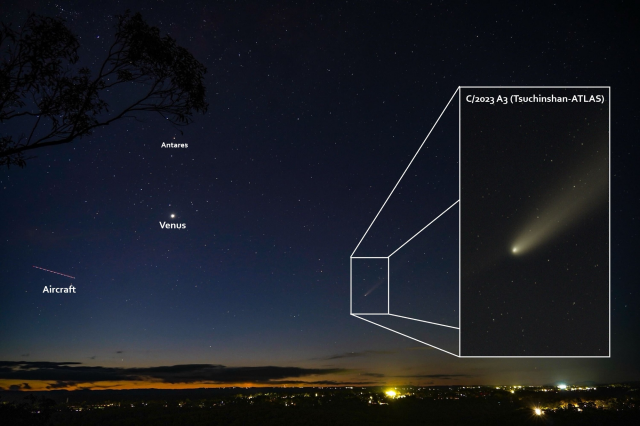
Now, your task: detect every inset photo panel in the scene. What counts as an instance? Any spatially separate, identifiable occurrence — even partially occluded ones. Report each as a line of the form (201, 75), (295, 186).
(459, 87), (610, 357)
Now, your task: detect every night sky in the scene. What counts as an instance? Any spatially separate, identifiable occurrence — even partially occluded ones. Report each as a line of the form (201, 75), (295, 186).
(1, 1), (638, 391)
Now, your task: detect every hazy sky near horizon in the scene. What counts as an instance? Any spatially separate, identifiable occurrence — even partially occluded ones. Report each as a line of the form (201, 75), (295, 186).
(1, 0), (638, 391)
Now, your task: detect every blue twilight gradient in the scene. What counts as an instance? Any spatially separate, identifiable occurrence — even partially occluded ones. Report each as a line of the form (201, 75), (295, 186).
(1, 0), (638, 386)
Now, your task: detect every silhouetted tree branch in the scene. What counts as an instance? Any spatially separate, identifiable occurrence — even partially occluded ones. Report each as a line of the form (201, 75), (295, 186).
(0, 10), (208, 168)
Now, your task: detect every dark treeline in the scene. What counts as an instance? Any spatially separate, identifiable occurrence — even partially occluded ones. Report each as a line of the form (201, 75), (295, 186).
(1, 385), (638, 425)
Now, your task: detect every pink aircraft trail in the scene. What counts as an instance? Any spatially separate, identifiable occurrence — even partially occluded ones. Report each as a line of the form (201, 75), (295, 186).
(33, 266), (75, 279)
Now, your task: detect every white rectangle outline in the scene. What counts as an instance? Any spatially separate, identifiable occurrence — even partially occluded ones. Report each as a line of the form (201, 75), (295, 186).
(350, 257), (390, 315)
(352, 313), (389, 315)
(457, 86), (611, 358)
(352, 257), (388, 259)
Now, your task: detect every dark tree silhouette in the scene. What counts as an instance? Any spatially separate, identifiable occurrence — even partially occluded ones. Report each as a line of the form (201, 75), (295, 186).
(0, 11), (208, 168)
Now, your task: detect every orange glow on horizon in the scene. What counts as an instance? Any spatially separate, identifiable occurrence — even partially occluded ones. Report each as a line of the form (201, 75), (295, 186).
(0, 380), (373, 391)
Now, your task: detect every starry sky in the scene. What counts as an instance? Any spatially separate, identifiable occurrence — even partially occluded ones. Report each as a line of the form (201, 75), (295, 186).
(1, 0), (638, 391)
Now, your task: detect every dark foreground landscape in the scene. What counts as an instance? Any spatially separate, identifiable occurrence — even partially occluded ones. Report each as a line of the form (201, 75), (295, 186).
(1, 384), (639, 425)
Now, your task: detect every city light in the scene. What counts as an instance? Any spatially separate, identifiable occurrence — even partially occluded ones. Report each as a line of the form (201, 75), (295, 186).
(534, 408), (543, 416)
(385, 390), (397, 398)
(558, 384), (567, 390)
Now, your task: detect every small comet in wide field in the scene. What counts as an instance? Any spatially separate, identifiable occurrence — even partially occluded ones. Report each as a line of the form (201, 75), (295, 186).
(364, 278), (385, 296)
(33, 266), (75, 279)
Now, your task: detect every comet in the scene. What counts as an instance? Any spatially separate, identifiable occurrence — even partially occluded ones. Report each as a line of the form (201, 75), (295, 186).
(511, 151), (608, 255)
(33, 266), (75, 279)
(364, 278), (385, 296)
